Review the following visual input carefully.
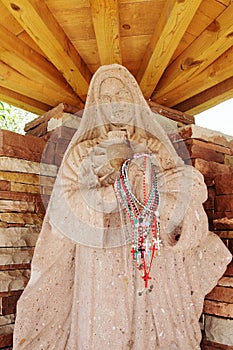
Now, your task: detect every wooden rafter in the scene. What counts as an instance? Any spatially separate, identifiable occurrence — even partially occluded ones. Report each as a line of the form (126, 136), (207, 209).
(0, 60), (81, 107)
(154, 3), (233, 104)
(136, 0), (202, 99)
(1, 0), (91, 101)
(0, 86), (51, 114)
(90, 0), (122, 65)
(174, 76), (233, 115)
(0, 25), (84, 109)
(154, 45), (233, 108)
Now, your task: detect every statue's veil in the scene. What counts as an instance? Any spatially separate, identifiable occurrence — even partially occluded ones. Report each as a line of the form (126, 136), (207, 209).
(46, 64), (196, 248)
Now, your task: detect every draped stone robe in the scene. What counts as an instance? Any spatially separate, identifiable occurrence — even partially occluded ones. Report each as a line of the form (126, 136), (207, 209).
(13, 64), (231, 350)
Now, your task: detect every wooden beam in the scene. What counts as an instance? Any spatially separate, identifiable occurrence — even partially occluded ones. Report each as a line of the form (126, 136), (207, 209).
(0, 25), (83, 108)
(148, 101), (194, 125)
(153, 45), (233, 108)
(90, 0), (122, 65)
(154, 3), (233, 104)
(1, 0), (92, 100)
(0, 61), (81, 108)
(136, 0), (202, 99)
(174, 76), (233, 115)
(0, 86), (51, 114)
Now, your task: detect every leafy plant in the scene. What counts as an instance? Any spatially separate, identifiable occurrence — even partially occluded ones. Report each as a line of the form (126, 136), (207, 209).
(0, 101), (37, 134)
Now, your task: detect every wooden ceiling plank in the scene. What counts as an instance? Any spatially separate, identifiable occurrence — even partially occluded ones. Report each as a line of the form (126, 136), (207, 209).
(90, 0), (122, 65)
(0, 25), (84, 108)
(136, 0), (202, 99)
(154, 45), (233, 107)
(1, 0), (92, 100)
(174, 76), (233, 115)
(0, 60), (81, 108)
(0, 86), (51, 114)
(154, 3), (233, 103)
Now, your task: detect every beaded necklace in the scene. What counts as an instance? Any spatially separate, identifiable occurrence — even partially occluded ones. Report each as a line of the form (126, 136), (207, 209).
(114, 153), (161, 288)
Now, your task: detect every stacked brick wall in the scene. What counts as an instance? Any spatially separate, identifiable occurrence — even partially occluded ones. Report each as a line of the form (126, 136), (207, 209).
(0, 130), (57, 349)
(174, 125), (233, 349)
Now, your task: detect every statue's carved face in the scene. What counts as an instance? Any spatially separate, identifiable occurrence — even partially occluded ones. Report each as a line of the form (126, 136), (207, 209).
(99, 77), (134, 126)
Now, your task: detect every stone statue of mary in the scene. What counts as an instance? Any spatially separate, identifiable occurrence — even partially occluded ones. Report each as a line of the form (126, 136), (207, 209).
(13, 64), (231, 350)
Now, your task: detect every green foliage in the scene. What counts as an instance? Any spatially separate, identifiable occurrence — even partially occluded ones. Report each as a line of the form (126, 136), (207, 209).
(0, 101), (37, 134)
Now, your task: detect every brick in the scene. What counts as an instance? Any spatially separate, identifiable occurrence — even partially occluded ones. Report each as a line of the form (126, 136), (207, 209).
(213, 217), (233, 230)
(186, 140), (224, 163)
(41, 140), (56, 164)
(0, 157), (57, 177)
(205, 285), (233, 303)
(10, 182), (40, 194)
(0, 270), (30, 292)
(179, 124), (233, 148)
(54, 140), (70, 166)
(215, 174), (233, 195)
(225, 261), (233, 277)
(225, 154), (233, 167)
(0, 314), (15, 326)
(1, 227), (41, 249)
(0, 200), (35, 213)
(202, 336), (233, 349)
(0, 130), (46, 162)
(0, 325), (13, 348)
(215, 195), (233, 212)
(214, 231), (233, 239)
(0, 180), (10, 191)
(0, 248), (34, 267)
(218, 277), (233, 288)
(0, 213), (43, 225)
(0, 291), (22, 316)
(0, 171), (40, 185)
(193, 159), (231, 180)
(203, 300), (233, 318)
(0, 190), (41, 202)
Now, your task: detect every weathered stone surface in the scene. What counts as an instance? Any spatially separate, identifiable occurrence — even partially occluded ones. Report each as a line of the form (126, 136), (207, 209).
(0, 171), (40, 185)
(214, 231), (233, 239)
(214, 217), (233, 230)
(0, 130), (46, 163)
(0, 248), (34, 266)
(0, 270), (30, 292)
(0, 227), (39, 248)
(0, 291), (23, 317)
(194, 158), (231, 179)
(224, 154), (233, 167)
(206, 285), (233, 303)
(0, 157), (57, 177)
(0, 180), (10, 191)
(215, 174), (233, 195)
(10, 182), (40, 194)
(215, 195), (233, 212)
(0, 200), (35, 213)
(0, 325), (13, 347)
(0, 314), (15, 326)
(203, 300), (233, 318)
(0, 213), (43, 225)
(218, 277), (233, 288)
(0, 190), (40, 202)
(186, 139), (225, 163)
(179, 124), (233, 148)
(205, 315), (233, 346)
(47, 113), (81, 132)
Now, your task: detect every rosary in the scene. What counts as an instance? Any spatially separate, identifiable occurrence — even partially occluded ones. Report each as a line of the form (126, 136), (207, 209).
(114, 153), (161, 288)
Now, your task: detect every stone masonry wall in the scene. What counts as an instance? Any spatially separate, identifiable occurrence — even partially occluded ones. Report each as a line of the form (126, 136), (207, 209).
(0, 130), (57, 349)
(173, 125), (233, 350)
